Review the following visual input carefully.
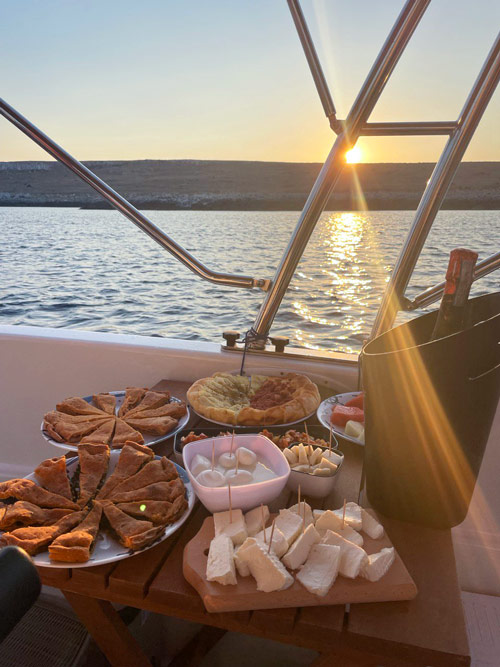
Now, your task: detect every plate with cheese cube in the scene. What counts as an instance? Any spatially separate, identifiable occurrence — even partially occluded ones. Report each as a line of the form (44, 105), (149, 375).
(317, 392), (365, 445)
(183, 501), (417, 613)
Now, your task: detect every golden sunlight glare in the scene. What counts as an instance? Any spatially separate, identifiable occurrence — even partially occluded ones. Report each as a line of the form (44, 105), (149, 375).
(345, 146), (362, 163)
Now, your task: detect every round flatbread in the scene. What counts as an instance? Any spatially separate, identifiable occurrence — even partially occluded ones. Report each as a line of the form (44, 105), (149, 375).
(187, 372), (320, 426)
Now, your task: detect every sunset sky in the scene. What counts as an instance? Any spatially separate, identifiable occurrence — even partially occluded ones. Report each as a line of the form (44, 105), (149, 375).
(2, 0), (499, 163)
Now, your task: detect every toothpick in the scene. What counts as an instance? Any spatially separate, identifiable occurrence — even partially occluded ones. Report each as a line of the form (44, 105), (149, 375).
(304, 421), (309, 443)
(260, 503), (266, 543)
(235, 448), (239, 473)
(230, 430), (235, 457)
(329, 428), (332, 454)
(297, 484), (301, 512)
(211, 441), (215, 471)
(267, 519), (276, 554)
(342, 498), (346, 529)
(302, 499), (306, 533)
(228, 483), (232, 523)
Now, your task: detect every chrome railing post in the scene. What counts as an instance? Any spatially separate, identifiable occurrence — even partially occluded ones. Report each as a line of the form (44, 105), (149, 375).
(371, 32), (500, 338)
(251, 0), (431, 341)
(0, 99), (270, 292)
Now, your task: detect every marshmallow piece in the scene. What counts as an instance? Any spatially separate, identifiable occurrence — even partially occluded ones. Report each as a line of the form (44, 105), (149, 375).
(191, 454), (211, 477)
(296, 544), (340, 597)
(321, 529), (368, 578)
(219, 452), (237, 469)
(206, 535), (236, 585)
(197, 469), (225, 487)
(224, 469), (253, 486)
(282, 523), (321, 570)
(236, 447), (257, 467)
(361, 547), (395, 582)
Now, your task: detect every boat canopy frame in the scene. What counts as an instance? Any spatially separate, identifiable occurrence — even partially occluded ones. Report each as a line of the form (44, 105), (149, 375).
(1, 0), (499, 349)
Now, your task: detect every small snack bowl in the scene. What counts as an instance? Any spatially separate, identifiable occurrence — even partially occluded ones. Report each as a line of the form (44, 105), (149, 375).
(182, 433), (290, 513)
(285, 440), (344, 498)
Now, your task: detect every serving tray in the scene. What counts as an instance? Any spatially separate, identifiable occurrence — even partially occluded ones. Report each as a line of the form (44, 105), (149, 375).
(182, 510), (417, 613)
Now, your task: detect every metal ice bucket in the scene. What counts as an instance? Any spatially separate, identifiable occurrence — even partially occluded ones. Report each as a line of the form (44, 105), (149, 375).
(361, 292), (500, 528)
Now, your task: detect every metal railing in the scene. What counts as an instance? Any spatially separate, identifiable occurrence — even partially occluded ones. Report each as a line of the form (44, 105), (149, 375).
(0, 99), (270, 292)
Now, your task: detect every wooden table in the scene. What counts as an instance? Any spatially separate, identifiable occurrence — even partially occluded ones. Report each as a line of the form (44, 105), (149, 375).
(37, 381), (470, 666)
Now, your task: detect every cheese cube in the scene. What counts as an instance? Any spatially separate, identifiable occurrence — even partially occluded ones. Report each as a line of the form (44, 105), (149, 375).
(254, 526), (288, 558)
(332, 502), (363, 531)
(297, 443), (308, 465)
(344, 420), (364, 441)
(238, 538), (294, 592)
(320, 530), (368, 578)
(318, 457), (338, 473)
(361, 547), (395, 582)
(313, 509), (325, 522)
(312, 467), (331, 476)
(283, 448), (297, 465)
(335, 525), (364, 547)
(288, 502), (314, 528)
(213, 509), (248, 546)
(291, 445), (300, 457)
(310, 447), (324, 466)
(296, 544), (340, 597)
(361, 508), (384, 540)
(292, 464), (312, 472)
(275, 509), (303, 547)
(314, 510), (343, 533)
(244, 505), (269, 537)
(206, 535), (237, 585)
(282, 523), (321, 570)
(234, 543), (251, 577)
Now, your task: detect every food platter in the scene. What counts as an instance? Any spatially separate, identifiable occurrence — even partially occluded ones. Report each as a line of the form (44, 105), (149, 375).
(188, 406), (318, 430)
(317, 392), (364, 445)
(41, 390), (190, 452)
(14, 452), (195, 568)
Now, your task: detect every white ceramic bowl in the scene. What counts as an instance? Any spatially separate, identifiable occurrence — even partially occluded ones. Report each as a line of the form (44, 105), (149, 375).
(286, 444), (344, 498)
(182, 434), (290, 513)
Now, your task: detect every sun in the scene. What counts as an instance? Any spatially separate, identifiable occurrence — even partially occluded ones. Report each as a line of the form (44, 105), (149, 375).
(345, 146), (362, 164)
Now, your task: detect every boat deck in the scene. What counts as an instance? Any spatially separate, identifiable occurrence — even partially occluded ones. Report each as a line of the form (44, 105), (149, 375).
(36, 380), (470, 666)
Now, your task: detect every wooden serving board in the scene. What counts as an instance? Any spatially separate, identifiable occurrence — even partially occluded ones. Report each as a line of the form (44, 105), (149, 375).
(183, 511), (418, 613)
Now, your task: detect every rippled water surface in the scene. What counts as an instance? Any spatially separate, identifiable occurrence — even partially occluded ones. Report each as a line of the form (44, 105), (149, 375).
(1, 208), (498, 353)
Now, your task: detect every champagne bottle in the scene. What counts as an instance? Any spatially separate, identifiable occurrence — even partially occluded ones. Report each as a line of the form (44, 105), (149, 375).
(430, 248), (478, 340)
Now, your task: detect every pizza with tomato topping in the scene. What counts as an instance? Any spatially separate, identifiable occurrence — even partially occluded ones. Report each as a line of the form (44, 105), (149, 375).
(186, 372), (321, 426)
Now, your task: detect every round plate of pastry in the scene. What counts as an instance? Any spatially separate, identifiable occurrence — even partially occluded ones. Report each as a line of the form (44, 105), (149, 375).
(187, 372), (321, 427)
(41, 387), (190, 452)
(0, 443), (195, 568)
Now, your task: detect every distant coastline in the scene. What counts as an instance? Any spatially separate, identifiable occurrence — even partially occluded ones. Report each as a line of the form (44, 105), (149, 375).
(1, 160), (499, 210)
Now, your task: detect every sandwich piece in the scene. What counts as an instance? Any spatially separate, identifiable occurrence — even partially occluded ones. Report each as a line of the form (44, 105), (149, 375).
(118, 387), (147, 417)
(109, 458), (178, 497)
(115, 495), (187, 525)
(0, 511), (86, 555)
(253, 525), (288, 558)
(109, 479), (185, 504)
(0, 501), (73, 531)
(123, 416), (178, 436)
(282, 523), (321, 570)
(77, 444), (110, 507)
(206, 535), (237, 585)
(80, 418), (116, 445)
(244, 505), (269, 537)
(0, 479), (79, 509)
(361, 508), (384, 539)
(321, 529), (368, 578)
(274, 508), (303, 547)
(111, 419), (145, 448)
(124, 402), (186, 421)
(49, 502), (103, 562)
(101, 501), (163, 550)
(296, 544), (341, 597)
(213, 509), (248, 546)
(237, 537), (294, 593)
(361, 547), (395, 582)
(92, 393), (116, 415)
(123, 390), (171, 417)
(97, 441), (154, 499)
(34, 456), (72, 500)
(56, 397), (108, 417)
(288, 501), (314, 528)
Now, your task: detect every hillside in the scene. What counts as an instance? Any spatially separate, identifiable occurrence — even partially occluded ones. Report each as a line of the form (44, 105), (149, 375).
(0, 160), (499, 209)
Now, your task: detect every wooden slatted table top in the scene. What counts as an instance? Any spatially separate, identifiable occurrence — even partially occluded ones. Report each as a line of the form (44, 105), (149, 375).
(37, 379), (470, 666)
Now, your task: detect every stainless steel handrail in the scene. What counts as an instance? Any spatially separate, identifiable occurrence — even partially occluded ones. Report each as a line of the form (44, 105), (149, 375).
(361, 121), (457, 136)
(286, 0), (341, 132)
(371, 32), (500, 338)
(0, 99), (270, 292)
(406, 250), (500, 311)
(251, 0), (431, 341)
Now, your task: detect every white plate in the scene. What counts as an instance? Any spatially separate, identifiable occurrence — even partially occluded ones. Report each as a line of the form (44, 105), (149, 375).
(41, 390), (190, 452)
(317, 392), (365, 445)
(9, 451), (195, 568)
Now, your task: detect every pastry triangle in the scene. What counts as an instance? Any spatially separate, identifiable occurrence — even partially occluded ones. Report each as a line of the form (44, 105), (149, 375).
(124, 390), (171, 417)
(124, 416), (177, 436)
(118, 387), (147, 417)
(97, 441), (153, 499)
(101, 501), (154, 547)
(0, 479), (79, 509)
(0, 501), (73, 531)
(92, 393), (116, 415)
(111, 419), (144, 448)
(80, 418), (116, 445)
(0, 511), (86, 555)
(109, 458), (178, 497)
(56, 397), (108, 417)
(110, 478), (185, 504)
(116, 494), (187, 525)
(124, 402), (187, 420)
(34, 456), (72, 500)
(77, 444), (110, 507)
(49, 502), (103, 562)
